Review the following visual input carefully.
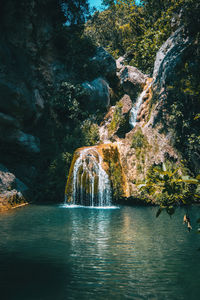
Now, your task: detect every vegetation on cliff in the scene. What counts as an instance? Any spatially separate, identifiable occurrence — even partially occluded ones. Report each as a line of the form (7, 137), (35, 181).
(0, 0), (200, 207)
(85, 0), (200, 74)
(41, 0), (200, 204)
(139, 162), (200, 214)
(102, 146), (125, 201)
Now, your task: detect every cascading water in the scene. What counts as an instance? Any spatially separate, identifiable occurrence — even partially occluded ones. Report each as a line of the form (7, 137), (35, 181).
(129, 80), (153, 128)
(71, 147), (112, 207)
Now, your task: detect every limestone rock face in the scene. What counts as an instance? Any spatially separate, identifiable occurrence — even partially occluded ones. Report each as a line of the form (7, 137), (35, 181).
(120, 94), (132, 115)
(97, 75), (179, 202)
(82, 77), (110, 110)
(66, 25), (198, 205)
(118, 65), (147, 99)
(116, 125), (179, 200)
(89, 47), (117, 80)
(0, 164), (28, 211)
(153, 26), (191, 90)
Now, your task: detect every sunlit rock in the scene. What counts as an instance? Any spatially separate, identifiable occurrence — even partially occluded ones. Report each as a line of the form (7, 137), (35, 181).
(0, 164), (28, 211)
(118, 65), (147, 99)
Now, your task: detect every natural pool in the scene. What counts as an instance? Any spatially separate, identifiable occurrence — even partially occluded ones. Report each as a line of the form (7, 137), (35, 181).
(0, 204), (199, 300)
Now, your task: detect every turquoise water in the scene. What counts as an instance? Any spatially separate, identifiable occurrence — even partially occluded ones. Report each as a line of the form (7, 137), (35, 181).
(0, 204), (199, 300)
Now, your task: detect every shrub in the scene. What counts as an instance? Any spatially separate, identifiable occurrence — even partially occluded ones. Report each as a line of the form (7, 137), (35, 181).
(139, 162), (200, 216)
(131, 128), (148, 149)
(102, 146), (125, 201)
(108, 101), (125, 135)
(81, 119), (100, 146)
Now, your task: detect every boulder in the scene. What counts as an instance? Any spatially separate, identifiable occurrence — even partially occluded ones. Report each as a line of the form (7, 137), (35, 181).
(14, 130), (40, 154)
(120, 94), (132, 115)
(0, 128), (40, 154)
(82, 77), (110, 110)
(116, 56), (125, 70)
(0, 112), (20, 128)
(0, 80), (36, 122)
(118, 65), (147, 99)
(0, 164), (27, 192)
(89, 47), (116, 80)
(0, 164), (28, 211)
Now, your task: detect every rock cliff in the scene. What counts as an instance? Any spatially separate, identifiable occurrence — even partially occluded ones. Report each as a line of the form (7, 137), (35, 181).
(66, 25), (199, 204)
(1, 1), (199, 209)
(0, 0), (119, 210)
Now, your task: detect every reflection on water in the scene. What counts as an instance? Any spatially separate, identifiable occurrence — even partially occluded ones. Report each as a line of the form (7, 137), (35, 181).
(61, 204), (119, 209)
(0, 204), (199, 300)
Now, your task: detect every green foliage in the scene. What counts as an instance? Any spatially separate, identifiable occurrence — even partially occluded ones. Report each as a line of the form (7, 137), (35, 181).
(45, 152), (72, 201)
(131, 128), (148, 149)
(161, 45), (200, 170)
(181, 0), (200, 36)
(85, 0), (189, 73)
(85, 2), (146, 61)
(139, 162), (200, 216)
(103, 146), (125, 201)
(36, 80), (101, 202)
(108, 101), (125, 135)
(53, 26), (96, 77)
(50, 81), (87, 123)
(81, 120), (100, 146)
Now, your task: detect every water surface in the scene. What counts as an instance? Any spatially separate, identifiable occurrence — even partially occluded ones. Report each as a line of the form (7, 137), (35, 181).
(0, 204), (199, 300)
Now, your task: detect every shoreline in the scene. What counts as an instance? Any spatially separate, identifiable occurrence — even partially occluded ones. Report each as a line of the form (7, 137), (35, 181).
(0, 202), (29, 213)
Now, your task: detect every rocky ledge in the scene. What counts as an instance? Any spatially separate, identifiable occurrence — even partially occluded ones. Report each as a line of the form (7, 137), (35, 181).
(0, 164), (28, 212)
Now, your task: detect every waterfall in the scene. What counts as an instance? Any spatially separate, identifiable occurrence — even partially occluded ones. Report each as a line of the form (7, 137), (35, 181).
(129, 80), (153, 128)
(71, 147), (112, 207)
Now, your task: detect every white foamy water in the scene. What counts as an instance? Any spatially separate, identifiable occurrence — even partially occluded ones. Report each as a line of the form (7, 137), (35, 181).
(71, 147), (112, 207)
(129, 81), (153, 128)
(60, 204), (118, 209)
